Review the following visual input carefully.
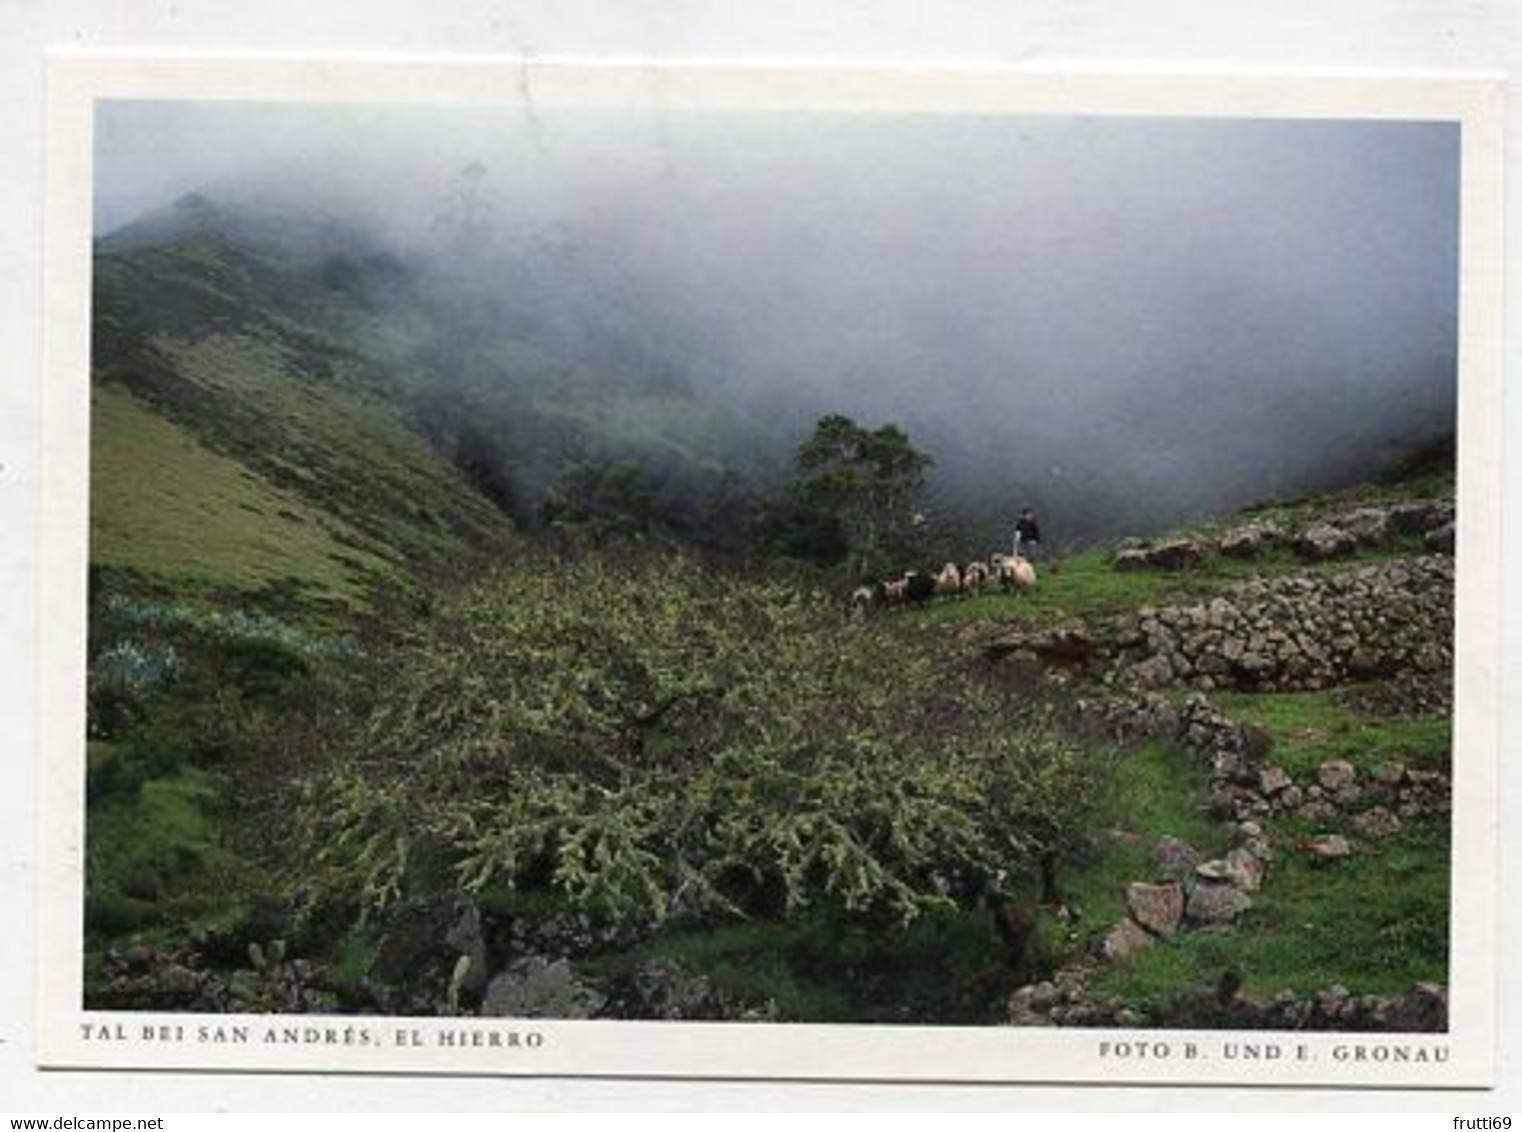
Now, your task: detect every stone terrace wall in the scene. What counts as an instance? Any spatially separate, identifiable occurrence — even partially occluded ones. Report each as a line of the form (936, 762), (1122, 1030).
(1103, 556), (1453, 693)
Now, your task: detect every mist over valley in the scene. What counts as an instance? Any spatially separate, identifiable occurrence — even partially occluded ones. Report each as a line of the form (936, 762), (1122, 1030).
(94, 104), (1459, 561)
(81, 97), (1463, 1029)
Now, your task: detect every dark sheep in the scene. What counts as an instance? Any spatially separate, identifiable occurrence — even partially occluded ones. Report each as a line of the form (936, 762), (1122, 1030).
(903, 571), (937, 604)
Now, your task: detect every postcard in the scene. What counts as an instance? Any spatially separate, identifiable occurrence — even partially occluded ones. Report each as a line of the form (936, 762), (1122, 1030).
(38, 56), (1504, 1086)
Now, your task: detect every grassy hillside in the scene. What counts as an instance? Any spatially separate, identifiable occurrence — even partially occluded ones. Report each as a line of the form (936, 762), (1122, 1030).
(901, 481), (1455, 1014)
(84, 203), (524, 978)
(81, 195), (1456, 1026)
(91, 384), (389, 602)
(91, 223), (529, 613)
(920, 470), (1450, 633)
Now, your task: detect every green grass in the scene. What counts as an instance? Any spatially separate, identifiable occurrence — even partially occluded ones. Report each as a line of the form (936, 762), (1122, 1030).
(915, 547), (1209, 628)
(916, 536), (1437, 633)
(83, 221), (1456, 1023)
(1233, 468), (1455, 526)
(85, 764), (276, 946)
(93, 233), (521, 608)
(1086, 816), (1449, 1007)
(148, 332), (516, 565)
(1060, 741), (1228, 931)
(1210, 688), (1451, 778)
(592, 904), (1015, 1024)
(90, 384), (388, 602)
(1067, 690), (1450, 1011)
(1047, 694), (1450, 1011)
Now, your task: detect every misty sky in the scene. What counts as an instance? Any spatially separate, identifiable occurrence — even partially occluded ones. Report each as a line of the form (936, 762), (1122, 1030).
(94, 99), (1461, 542)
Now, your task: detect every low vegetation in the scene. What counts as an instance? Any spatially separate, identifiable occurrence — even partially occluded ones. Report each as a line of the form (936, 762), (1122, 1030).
(82, 198), (1456, 1024)
(295, 550), (1115, 930)
(1085, 818), (1449, 1006)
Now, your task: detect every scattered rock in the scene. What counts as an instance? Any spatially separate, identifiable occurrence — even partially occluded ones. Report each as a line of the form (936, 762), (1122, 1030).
(1010, 971), (1448, 1032)
(481, 957), (606, 1019)
(1295, 523), (1358, 560)
(1389, 501), (1454, 535)
(1297, 799), (1338, 824)
(1186, 881), (1253, 926)
(1335, 508), (1392, 546)
(985, 623), (1096, 677)
(1157, 971), (1248, 1027)
(119, 945), (154, 971)
(1317, 760), (1358, 792)
(1372, 982), (1448, 1031)
(1113, 538), (1207, 572)
(1222, 847), (1267, 892)
(1259, 766), (1293, 795)
(1425, 522), (1456, 555)
(1350, 807), (1403, 839)
(1126, 882), (1186, 938)
(1219, 522), (1283, 559)
(609, 961), (726, 1021)
(1153, 835), (1202, 878)
(1006, 983), (1056, 1026)
(1194, 859), (1234, 882)
(1096, 918), (1156, 963)
(1300, 834), (1353, 864)
(1148, 539), (1208, 571)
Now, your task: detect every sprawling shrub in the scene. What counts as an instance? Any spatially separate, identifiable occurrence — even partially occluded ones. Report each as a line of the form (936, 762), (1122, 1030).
(296, 551), (1112, 929)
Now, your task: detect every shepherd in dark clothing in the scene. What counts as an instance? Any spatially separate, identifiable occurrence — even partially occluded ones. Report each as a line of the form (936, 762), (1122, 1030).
(1014, 508), (1042, 562)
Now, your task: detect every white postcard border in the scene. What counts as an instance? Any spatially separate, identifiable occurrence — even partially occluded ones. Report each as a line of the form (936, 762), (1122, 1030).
(39, 55), (1506, 1088)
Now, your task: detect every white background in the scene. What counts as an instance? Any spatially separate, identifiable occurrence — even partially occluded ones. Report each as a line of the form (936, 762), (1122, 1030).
(1, 0), (1516, 1113)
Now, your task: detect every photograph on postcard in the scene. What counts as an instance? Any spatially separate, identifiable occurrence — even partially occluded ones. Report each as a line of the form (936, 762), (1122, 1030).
(40, 60), (1502, 1084)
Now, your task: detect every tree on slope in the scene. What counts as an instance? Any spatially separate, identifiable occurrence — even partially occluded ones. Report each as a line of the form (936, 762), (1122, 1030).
(764, 413), (932, 578)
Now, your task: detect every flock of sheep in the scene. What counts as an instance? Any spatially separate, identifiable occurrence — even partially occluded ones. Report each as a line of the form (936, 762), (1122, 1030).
(852, 550), (1037, 612)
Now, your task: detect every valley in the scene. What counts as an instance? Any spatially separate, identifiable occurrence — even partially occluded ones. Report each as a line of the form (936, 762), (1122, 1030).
(83, 195), (1455, 1029)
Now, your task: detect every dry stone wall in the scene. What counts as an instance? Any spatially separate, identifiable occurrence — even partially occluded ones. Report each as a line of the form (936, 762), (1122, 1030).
(1105, 556), (1453, 693)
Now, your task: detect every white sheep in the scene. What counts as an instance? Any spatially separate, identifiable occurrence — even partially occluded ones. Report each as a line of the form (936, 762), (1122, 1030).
(991, 552), (1037, 593)
(1008, 556), (1037, 592)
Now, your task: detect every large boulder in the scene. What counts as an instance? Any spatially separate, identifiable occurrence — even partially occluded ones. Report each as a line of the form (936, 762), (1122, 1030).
(1113, 538), (1207, 572)
(1153, 835), (1201, 878)
(1219, 522), (1283, 559)
(1316, 760), (1358, 793)
(984, 622), (1096, 677)
(1114, 538), (1205, 575)
(1389, 500), (1455, 536)
(1186, 880), (1252, 926)
(1425, 521), (1456, 555)
(606, 960), (728, 1021)
(1300, 834), (1353, 864)
(1258, 766), (1293, 796)
(1295, 522), (1358, 561)
(1222, 847), (1267, 892)
(1126, 882), (1185, 938)
(1095, 918), (1156, 963)
(481, 956), (607, 1019)
(1334, 507), (1392, 546)
(1148, 538), (1208, 571)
